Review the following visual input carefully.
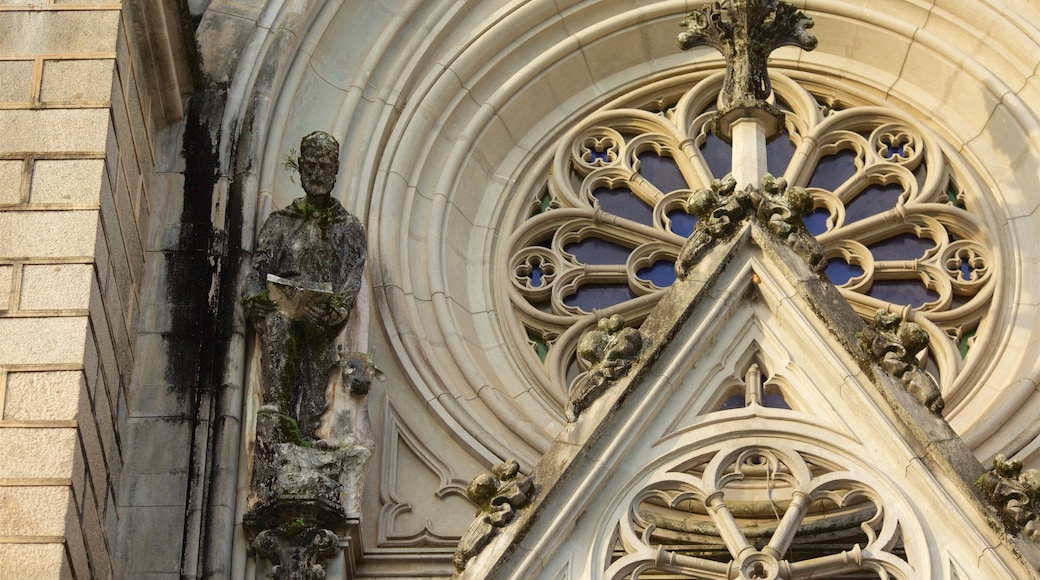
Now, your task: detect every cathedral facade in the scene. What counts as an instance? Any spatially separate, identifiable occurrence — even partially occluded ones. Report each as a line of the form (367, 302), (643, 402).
(3, 0), (1040, 578)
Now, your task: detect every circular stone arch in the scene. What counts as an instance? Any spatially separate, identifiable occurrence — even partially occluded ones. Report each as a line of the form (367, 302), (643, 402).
(227, 0), (1040, 467)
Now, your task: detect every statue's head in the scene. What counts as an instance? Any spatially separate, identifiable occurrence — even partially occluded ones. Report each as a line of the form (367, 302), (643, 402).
(298, 131), (340, 196)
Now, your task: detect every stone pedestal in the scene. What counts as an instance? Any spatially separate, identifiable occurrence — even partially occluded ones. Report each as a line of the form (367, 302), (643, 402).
(244, 410), (373, 579)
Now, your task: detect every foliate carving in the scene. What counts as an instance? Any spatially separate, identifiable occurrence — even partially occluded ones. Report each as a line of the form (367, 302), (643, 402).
(253, 527), (340, 580)
(859, 309), (945, 414)
(678, 0), (816, 141)
(678, 0), (816, 107)
(453, 459), (534, 572)
(676, 176), (747, 278)
(976, 455), (1040, 542)
(676, 174), (825, 278)
(567, 314), (644, 421)
(752, 174), (827, 272)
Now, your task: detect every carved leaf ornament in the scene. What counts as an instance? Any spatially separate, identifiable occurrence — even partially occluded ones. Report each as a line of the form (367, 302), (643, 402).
(508, 72), (994, 398)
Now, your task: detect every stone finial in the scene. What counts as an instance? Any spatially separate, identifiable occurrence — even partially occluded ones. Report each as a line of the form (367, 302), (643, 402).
(676, 174), (825, 278)
(453, 459), (534, 572)
(976, 454), (1040, 543)
(567, 314), (644, 421)
(678, 0), (816, 141)
(678, 0), (816, 108)
(859, 309), (945, 414)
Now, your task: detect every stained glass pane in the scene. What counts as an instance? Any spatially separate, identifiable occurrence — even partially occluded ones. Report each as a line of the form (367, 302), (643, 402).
(766, 137), (796, 177)
(868, 234), (934, 261)
(638, 152), (687, 193)
(719, 393), (745, 410)
(668, 209), (697, 237)
(808, 149), (857, 191)
(866, 279), (938, 307)
(637, 260), (677, 287)
(701, 134), (733, 178)
(844, 184), (903, 223)
(593, 187), (654, 226)
(802, 207), (830, 236)
(564, 284), (637, 311)
(826, 259), (863, 285)
(762, 392), (791, 409)
(564, 237), (631, 265)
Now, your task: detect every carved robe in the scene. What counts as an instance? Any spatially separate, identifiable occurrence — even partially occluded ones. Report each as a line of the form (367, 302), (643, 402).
(245, 197), (366, 439)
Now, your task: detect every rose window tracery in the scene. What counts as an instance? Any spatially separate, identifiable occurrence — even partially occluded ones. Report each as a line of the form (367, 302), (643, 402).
(603, 443), (918, 579)
(507, 72), (994, 398)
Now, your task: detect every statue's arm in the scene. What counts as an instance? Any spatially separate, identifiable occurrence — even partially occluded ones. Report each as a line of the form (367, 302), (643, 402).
(243, 218), (282, 321)
(327, 219), (367, 326)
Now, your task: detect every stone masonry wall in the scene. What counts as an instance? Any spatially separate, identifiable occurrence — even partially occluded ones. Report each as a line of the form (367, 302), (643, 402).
(0, 1), (174, 577)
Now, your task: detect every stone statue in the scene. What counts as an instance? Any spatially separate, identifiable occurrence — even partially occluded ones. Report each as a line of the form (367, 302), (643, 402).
(244, 131), (367, 441)
(453, 459), (534, 572)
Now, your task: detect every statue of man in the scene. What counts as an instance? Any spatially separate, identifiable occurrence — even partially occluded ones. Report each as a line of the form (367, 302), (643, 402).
(244, 131), (366, 441)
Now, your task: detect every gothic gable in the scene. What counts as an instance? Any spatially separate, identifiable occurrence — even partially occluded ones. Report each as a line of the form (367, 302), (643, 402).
(459, 222), (1038, 579)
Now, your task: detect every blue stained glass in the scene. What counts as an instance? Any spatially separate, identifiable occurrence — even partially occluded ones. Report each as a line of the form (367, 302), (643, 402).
(868, 233), (934, 261)
(667, 209), (697, 237)
(719, 393), (745, 410)
(700, 134), (733, 179)
(638, 152), (687, 193)
(802, 207), (830, 236)
(589, 148), (610, 163)
(564, 237), (632, 265)
(808, 149), (857, 191)
(593, 187), (654, 226)
(766, 137), (796, 178)
(866, 279), (938, 308)
(959, 259), (972, 281)
(827, 258), (864, 285)
(762, 392), (791, 409)
(717, 392), (790, 410)
(530, 265), (543, 287)
(844, 184), (903, 223)
(883, 142), (906, 158)
(637, 260), (677, 288)
(564, 284), (637, 311)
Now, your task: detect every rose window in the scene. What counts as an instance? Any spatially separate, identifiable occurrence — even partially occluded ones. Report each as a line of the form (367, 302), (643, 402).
(507, 72), (994, 397)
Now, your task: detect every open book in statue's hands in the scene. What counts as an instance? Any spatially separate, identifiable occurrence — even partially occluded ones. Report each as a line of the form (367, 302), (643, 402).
(266, 274), (334, 320)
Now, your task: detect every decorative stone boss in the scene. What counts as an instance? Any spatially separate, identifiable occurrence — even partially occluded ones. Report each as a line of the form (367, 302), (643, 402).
(243, 131), (367, 442)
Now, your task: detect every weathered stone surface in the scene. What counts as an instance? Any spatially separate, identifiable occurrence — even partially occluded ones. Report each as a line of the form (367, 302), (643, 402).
(40, 59), (115, 104)
(677, 0), (815, 141)
(244, 132), (366, 441)
(860, 309), (945, 414)
(676, 175), (824, 279)
(245, 409), (373, 579)
(0, 543), (71, 579)
(30, 159), (104, 205)
(4, 370), (84, 421)
(567, 314), (643, 422)
(0, 317), (89, 365)
(453, 459), (534, 573)
(19, 263), (94, 310)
